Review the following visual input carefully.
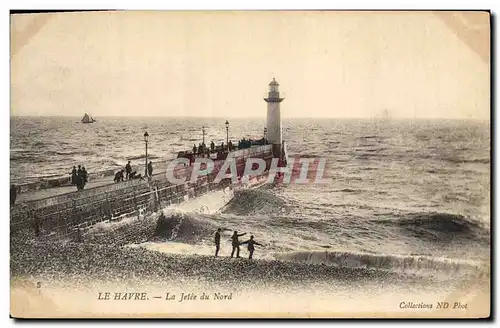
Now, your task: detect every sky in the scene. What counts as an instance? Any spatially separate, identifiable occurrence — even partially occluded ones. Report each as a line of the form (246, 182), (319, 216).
(10, 11), (490, 119)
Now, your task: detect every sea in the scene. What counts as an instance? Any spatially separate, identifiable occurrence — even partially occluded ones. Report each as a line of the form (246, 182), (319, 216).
(10, 116), (491, 278)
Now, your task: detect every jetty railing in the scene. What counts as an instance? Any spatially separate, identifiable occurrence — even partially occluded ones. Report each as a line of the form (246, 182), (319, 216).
(13, 159), (167, 194)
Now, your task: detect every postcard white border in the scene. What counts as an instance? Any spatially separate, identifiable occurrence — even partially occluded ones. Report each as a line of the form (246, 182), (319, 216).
(2, 0), (496, 327)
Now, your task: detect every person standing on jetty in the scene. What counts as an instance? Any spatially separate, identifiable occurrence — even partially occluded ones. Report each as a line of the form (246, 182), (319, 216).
(147, 161), (153, 179)
(81, 167), (88, 189)
(125, 161), (132, 180)
(114, 169), (125, 183)
(76, 165), (83, 191)
(239, 235), (264, 259)
(70, 166), (77, 186)
(230, 231), (246, 258)
(214, 228), (222, 257)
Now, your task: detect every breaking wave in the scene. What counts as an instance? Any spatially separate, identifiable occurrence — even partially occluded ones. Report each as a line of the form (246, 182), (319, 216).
(357, 135), (381, 140)
(291, 153), (320, 158)
(127, 154), (161, 161)
(220, 189), (287, 216)
(389, 212), (489, 237)
(273, 250), (489, 277)
(398, 212), (486, 232)
(51, 150), (95, 156)
(443, 157), (490, 165)
(334, 188), (361, 193)
(374, 212), (489, 243)
(152, 212), (218, 244)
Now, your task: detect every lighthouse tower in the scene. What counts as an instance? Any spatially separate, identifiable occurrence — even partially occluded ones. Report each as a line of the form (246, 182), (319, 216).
(264, 78), (285, 158)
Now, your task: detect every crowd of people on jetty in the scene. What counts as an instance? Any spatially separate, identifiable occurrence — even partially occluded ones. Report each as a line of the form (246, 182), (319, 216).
(10, 165), (89, 204)
(190, 137), (269, 157)
(70, 165), (88, 191)
(180, 137), (269, 165)
(68, 160), (155, 191)
(214, 228), (264, 259)
(114, 160), (153, 183)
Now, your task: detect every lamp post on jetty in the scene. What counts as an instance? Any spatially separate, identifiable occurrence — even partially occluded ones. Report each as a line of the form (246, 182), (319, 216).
(202, 126), (206, 145)
(225, 120), (229, 151)
(144, 131), (149, 177)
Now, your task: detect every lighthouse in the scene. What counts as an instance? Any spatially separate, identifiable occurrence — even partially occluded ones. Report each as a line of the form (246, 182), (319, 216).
(264, 78), (285, 158)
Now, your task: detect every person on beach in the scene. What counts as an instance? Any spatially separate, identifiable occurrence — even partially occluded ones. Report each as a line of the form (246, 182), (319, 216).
(147, 161), (153, 178)
(125, 161), (132, 180)
(210, 141), (215, 152)
(70, 166), (77, 186)
(10, 184), (17, 206)
(214, 228), (222, 257)
(239, 235), (264, 259)
(230, 231), (246, 258)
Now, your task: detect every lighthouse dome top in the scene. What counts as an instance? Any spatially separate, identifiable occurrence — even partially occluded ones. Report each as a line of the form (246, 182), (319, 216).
(269, 78), (279, 85)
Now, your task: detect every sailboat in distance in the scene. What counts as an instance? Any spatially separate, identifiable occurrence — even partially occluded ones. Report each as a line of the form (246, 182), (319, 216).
(81, 113), (96, 124)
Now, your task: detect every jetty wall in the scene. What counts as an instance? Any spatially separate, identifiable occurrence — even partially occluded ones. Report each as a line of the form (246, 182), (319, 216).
(11, 173), (231, 241)
(10, 145), (274, 244)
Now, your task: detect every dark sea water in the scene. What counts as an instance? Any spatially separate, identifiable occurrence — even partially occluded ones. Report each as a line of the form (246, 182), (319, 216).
(10, 116), (491, 276)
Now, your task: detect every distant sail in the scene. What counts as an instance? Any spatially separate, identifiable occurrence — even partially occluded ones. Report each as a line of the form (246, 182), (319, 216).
(81, 113), (94, 124)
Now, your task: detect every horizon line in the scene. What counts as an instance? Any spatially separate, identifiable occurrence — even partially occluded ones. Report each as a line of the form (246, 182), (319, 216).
(9, 115), (490, 121)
